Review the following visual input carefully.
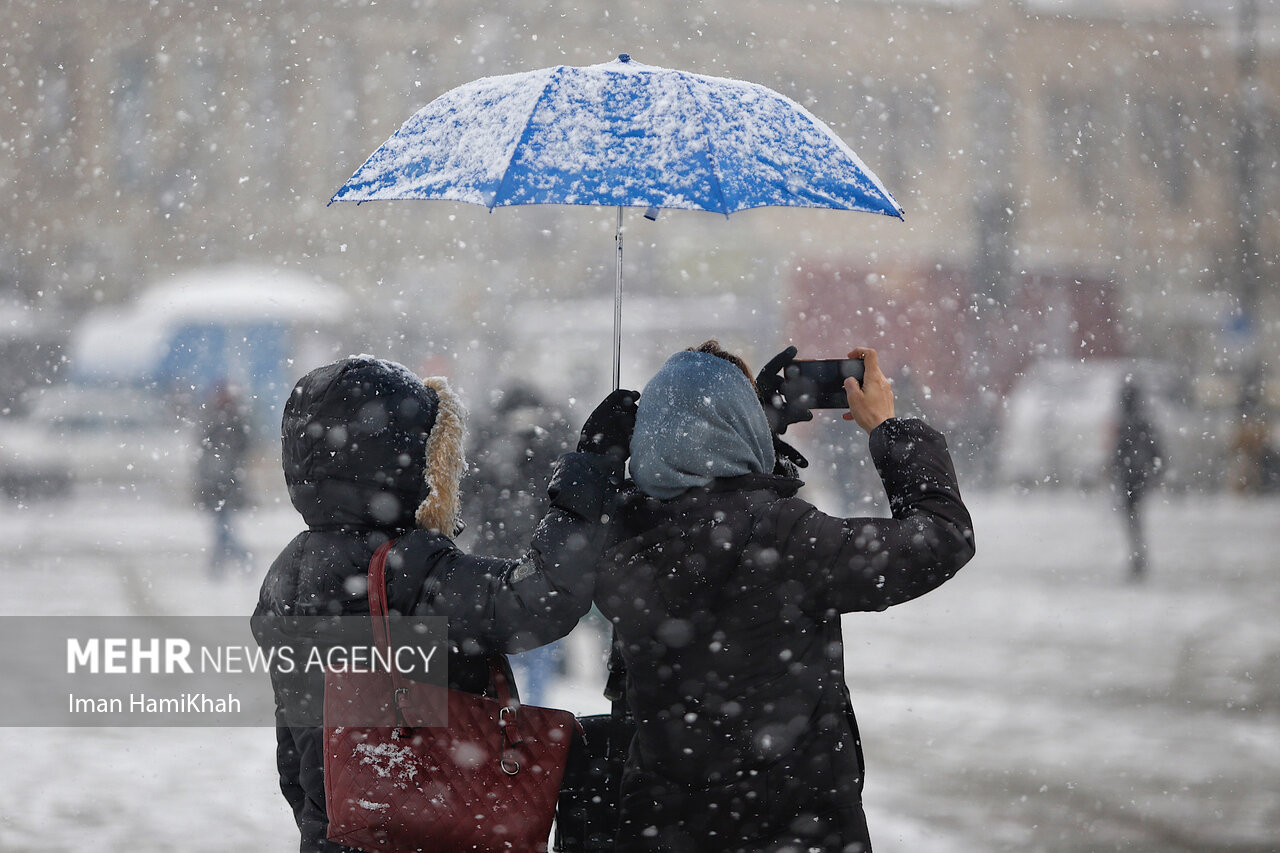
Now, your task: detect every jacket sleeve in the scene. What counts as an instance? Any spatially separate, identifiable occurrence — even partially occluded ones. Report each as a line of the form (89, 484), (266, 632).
(387, 451), (620, 654)
(774, 417), (975, 613)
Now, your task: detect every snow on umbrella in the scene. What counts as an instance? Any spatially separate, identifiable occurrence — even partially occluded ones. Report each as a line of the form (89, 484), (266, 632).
(331, 54), (903, 386)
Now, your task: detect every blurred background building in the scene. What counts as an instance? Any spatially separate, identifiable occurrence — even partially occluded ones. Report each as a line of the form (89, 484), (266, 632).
(1, 0), (1277, 495)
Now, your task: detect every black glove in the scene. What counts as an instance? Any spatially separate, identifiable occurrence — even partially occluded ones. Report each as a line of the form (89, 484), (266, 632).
(772, 434), (809, 471)
(755, 345), (814, 435)
(577, 388), (640, 460)
(756, 347), (812, 472)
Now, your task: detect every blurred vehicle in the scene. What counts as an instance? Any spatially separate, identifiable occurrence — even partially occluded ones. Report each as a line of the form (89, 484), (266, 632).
(0, 438), (72, 501)
(0, 383), (192, 498)
(67, 264), (350, 437)
(995, 358), (1230, 491)
(1, 264), (352, 502)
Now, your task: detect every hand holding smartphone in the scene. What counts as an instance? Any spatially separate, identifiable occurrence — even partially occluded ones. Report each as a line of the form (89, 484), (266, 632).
(781, 358), (865, 409)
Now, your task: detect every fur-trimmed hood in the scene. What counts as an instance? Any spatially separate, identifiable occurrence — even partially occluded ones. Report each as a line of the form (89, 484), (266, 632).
(415, 375), (466, 535)
(281, 356), (467, 535)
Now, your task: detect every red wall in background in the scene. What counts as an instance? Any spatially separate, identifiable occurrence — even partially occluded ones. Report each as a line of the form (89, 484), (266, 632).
(788, 260), (1123, 425)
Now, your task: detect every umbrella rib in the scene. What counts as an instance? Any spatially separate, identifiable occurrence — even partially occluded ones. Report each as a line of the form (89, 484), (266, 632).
(674, 70), (732, 217)
(489, 66), (566, 209)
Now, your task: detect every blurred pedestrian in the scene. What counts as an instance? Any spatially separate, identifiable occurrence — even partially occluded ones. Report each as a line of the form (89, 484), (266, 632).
(469, 383), (574, 554)
(594, 341), (975, 853)
(250, 356), (635, 853)
(1227, 379), (1271, 495)
(1113, 378), (1163, 581)
(194, 381), (252, 577)
(468, 382), (575, 705)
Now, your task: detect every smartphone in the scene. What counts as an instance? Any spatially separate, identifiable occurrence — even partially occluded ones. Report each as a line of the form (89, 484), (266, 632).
(782, 358), (865, 409)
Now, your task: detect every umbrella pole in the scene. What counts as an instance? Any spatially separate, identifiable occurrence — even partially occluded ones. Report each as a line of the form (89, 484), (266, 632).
(612, 205), (623, 391)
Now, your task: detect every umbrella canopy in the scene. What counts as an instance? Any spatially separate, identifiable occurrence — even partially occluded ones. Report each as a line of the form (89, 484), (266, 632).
(332, 55), (903, 387)
(331, 55), (902, 218)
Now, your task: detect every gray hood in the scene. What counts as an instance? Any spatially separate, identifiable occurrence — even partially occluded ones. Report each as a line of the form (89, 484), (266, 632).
(629, 350), (775, 500)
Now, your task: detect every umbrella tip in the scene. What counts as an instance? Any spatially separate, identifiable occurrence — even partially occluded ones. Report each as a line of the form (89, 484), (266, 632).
(618, 53), (631, 63)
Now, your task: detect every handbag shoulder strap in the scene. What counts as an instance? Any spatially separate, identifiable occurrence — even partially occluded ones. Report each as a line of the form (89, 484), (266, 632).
(488, 656), (515, 709)
(367, 539), (397, 654)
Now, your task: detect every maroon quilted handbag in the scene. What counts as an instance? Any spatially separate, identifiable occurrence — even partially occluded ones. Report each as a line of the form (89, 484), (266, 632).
(324, 540), (581, 852)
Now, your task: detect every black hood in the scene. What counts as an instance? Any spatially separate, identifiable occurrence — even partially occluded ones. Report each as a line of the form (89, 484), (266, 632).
(282, 356), (439, 532)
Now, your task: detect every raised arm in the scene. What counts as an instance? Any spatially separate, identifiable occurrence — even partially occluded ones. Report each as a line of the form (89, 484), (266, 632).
(775, 416), (975, 613)
(772, 348), (973, 611)
(386, 389), (639, 653)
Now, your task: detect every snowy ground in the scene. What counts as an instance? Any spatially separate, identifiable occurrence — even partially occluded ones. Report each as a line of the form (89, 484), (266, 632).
(1, 482), (1278, 852)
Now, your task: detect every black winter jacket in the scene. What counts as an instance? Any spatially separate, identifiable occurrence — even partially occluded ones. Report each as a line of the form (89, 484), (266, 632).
(250, 358), (619, 853)
(594, 417), (975, 853)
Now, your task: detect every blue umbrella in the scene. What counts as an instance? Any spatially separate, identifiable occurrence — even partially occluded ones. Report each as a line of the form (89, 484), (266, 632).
(332, 55), (903, 386)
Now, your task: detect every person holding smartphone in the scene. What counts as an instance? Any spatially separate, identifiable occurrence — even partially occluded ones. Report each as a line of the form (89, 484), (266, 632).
(593, 340), (975, 853)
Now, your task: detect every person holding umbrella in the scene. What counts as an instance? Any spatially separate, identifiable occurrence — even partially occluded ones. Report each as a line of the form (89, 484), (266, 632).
(251, 356), (637, 853)
(593, 342), (975, 853)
